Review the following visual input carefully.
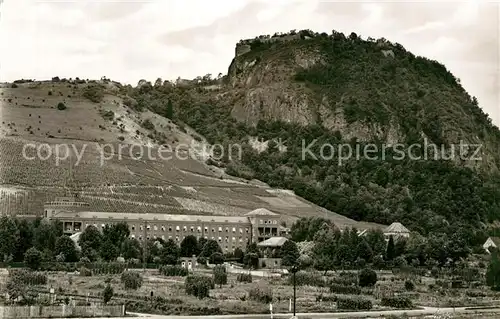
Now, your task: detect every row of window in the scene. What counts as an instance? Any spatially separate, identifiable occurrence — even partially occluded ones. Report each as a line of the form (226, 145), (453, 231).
(131, 234), (250, 244)
(260, 220), (278, 225)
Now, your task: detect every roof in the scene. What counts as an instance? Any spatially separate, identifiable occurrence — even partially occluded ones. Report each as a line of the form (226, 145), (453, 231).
(488, 237), (500, 246)
(257, 237), (288, 247)
(51, 211), (250, 224)
(384, 222), (410, 234)
(244, 208), (279, 217)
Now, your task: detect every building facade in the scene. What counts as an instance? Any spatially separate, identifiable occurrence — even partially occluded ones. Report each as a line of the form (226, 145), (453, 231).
(42, 196), (283, 252)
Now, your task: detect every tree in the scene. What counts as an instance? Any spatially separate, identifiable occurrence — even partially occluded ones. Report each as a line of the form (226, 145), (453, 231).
(365, 229), (386, 257)
(210, 252), (224, 265)
(14, 219), (34, 262)
(55, 235), (79, 262)
(359, 268), (377, 287)
(121, 271), (143, 290)
(160, 239), (180, 265)
(180, 235), (198, 257)
(121, 238), (142, 260)
(234, 247), (244, 263)
(103, 284), (113, 304)
(356, 239), (373, 263)
(281, 240), (300, 267)
(312, 227), (337, 273)
(79, 225), (102, 261)
(165, 99), (173, 119)
(0, 216), (20, 262)
(102, 222), (130, 244)
(213, 265), (227, 287)
(33, 220), (62, 253)
(486, 252), (500, 290)
(386, 236), (395, 261)
(100, 240), (119, 261)
(24, 247), (42, 270)
(200, 239), (222, 258)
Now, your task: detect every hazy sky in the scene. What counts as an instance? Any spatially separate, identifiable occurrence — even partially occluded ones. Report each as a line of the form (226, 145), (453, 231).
(0, 0), (498, 125)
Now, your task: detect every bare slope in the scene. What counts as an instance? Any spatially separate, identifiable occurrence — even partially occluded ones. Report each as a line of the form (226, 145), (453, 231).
(0, 80), (378, 230)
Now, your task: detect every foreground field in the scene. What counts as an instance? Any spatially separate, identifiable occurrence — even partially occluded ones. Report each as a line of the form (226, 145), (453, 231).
(2, 267), (500, 317)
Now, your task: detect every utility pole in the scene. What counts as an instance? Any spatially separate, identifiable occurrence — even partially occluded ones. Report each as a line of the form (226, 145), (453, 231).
(143, 219), (147, 271)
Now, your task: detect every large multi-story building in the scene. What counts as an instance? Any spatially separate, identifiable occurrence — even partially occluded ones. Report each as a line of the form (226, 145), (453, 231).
(42, 196), (284, 252)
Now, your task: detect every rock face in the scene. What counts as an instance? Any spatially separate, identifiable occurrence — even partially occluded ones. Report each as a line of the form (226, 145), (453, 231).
(220, 33), (500, 171)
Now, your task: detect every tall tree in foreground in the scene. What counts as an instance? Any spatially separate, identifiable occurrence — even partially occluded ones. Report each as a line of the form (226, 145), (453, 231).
(0, 216), (20, 262)
(281, 240), (300, 267)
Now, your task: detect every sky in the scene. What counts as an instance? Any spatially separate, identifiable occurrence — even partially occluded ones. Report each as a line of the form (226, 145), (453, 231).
(0, 0), (498, 126)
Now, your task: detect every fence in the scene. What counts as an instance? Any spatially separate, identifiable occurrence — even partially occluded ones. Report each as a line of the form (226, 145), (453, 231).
(0, 304), (125, 318)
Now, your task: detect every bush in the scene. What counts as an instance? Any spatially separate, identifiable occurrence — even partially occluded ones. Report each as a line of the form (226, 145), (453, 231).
(330, 272), (358, 286)
(159, 265), (188, 277)
(57, 102), (67, 110)
(213, 265), (227, 287)
(185, 275), (213, 299)
(249, 285), (272, 303)
(336, 297), (372, 310)
(288, 271), (326, 287)
(142, 119), (155, 130)
(24, 247), (42, 270)
(237, 273), (252, 283)
(83, 85), (104, 103)
(329, 284), (361, 295)
(103, 284), (113, 304)
(9, 269), (47, 285)
(121, 271), (143, 290)
(405, 280), (415, 291)
(79, 267), (92, 277)
(359, 268), (377, 287)
(381, 297), (413, 309)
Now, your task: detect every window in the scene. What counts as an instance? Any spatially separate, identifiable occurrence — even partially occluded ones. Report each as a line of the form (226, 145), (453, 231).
(131, 234), (135, 238)
(101, 224), (105, 228)
(245, 228), (249, 233)
(183, 226), (187, 232)
(218, 227), (222, 232)
(232, 227), (236, 232)
(140, 225), (143, 231)
(169, 226), (172, 231)
(232, 237), (236, 242)
(161, 235), (165, 240)
(239, 228), (243, 233)
(175, 236), (179, 242)
(225, 227), (229, 232)
(225, 236), (229, 242)
(218, 237), (222, 242)
(131, 225), (135, 231)
(212, 228), (215, 233)
(259, 220), (263, 224)
(197, 226), (201, 232)
(161, 226), (165, 231)
(239, 237), (243, 242)
(190, 226), (194, 232)
(176, 226), (180, 231)
(146, 225), (151, 230)
(154, 225), (158, 231)
(205, 227), (208, 232)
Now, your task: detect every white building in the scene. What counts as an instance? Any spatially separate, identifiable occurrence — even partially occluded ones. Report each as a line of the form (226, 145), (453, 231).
(383, 222), (410, 240)
(483, 237), (500, 253)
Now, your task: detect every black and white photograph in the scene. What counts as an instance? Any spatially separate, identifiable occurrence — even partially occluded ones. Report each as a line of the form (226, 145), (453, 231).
(0, 0), (499, 318)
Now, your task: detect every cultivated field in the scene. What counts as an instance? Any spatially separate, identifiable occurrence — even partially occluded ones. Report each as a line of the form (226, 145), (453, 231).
(0, 81), (379, 230)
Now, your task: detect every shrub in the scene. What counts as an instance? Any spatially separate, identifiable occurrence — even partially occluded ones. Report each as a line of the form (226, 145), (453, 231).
(142, 119), (155, 130)
(24, 247), (42, 270)
(336, 297), (372, 310)
(103, 284), (113, 304)
(79, 267), (92, 277)
(405, 280), (415, 291)
(159, 265), (188, 277)
(359, 268), (377, 287)
(9, 269), (47, 285)
(288, 271), (325, 287)
(121, 271), (143, 290)
(213, 265), (227, 287)
(330, 272), (358, 286)
(185, 275), (213, 299)
(11, 83), (18, 88)
(57, 102), (67, 110)
(48, 91), (53, 96)
(237, 273), (252, 283)
(329, 284), (361, 295)
(249, 285), (272, 303)
(381, 297), (413, 309)
(83, 85), (104, 103)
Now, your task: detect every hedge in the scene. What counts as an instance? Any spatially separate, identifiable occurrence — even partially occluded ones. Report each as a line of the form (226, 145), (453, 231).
(159, 265), (188, 277)
(236, 273), (252, 283)
(185, 275), (214, 299)
(336, 297), (372, 310)
(329, 284), (361, 295)
(381, 297), (413, 309)
(288, 271), (326, 287)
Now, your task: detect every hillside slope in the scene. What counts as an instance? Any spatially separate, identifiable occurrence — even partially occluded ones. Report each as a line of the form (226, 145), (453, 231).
(0, 79), (378, 230)
(130, 30), (500, 239)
